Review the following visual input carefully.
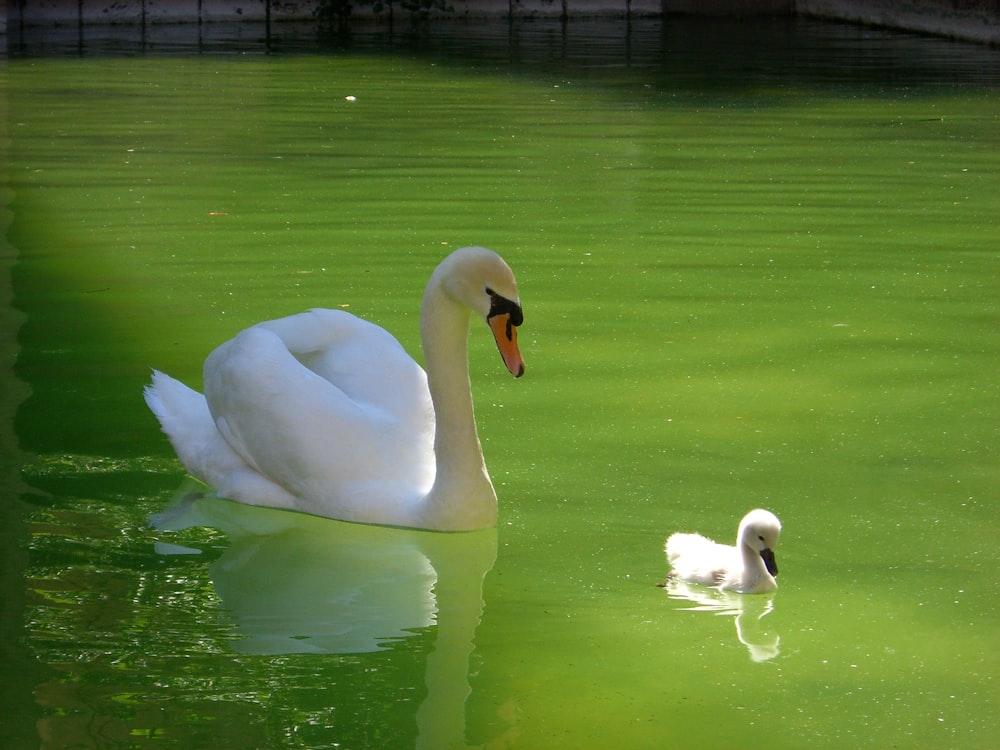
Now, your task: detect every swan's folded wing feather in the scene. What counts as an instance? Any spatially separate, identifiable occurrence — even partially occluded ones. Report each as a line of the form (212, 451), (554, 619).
(145, 370), (302, 509)
(257, 309), (433, 430)
(145, 370), (242, 478)
(203, 320), (434, 507)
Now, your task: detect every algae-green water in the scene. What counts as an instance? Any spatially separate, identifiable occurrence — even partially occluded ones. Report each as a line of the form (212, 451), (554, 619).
(2, 18), (998, 749)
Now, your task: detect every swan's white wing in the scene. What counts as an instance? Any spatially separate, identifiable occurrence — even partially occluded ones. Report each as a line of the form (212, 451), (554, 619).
(145, 370), (239, 477)
(144, 371), (301, 508)
(255, 310), (432, 427)
(201, 310), (435, 518)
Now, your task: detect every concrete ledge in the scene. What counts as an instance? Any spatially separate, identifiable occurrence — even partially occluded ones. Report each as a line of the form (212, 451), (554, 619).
(665, 0), (792, 13)
(798, 0), (999, 45)
(5, 0), (1000, 44)
(9, 0), (667, 25)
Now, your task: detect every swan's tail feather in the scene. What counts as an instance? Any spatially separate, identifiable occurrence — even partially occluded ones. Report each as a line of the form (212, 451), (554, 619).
(145, 371), (205, 435)
(145, 370), (238, 483)
(145, 370), (303, 512)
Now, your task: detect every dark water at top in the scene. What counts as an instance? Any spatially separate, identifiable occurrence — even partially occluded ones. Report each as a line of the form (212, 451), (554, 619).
(2, 16), (998, 750)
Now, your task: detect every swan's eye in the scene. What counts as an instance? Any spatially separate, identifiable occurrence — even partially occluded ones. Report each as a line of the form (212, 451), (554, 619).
(758, 535), (765, 542)
(487, 292), (524, 329)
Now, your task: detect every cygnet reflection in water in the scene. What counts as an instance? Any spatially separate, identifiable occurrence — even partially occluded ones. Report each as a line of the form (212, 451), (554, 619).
(663, 578), (780, 663)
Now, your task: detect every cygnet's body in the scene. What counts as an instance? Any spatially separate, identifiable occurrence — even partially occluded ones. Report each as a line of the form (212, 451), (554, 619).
(665, 509), (781, 594)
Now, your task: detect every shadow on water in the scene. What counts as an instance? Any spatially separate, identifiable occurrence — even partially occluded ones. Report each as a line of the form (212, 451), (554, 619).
(8, 17), (1000, 95)
(8, 197), (159, 460)
(0, 135), (53, 750)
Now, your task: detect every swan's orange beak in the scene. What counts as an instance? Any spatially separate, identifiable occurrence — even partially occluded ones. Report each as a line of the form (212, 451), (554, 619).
(488, 312), (525, 378)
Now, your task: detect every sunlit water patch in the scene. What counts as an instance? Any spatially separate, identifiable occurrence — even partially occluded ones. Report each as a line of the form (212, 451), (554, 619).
(3, 16), (999, 750)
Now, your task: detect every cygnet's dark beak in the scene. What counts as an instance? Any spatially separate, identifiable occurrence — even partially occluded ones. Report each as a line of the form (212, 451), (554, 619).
(760, 548), (778, 576)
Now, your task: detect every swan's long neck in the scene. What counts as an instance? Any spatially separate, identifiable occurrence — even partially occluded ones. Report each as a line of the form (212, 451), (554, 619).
(740, 541), (765, 573)
(417, 273), (497, 531)
(738, 535), (771, 591)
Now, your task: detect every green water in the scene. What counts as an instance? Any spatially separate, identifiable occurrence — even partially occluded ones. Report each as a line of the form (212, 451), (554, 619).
(3, 18), (999, 749)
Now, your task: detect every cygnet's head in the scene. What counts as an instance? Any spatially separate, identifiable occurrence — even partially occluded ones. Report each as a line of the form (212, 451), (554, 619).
(738, 509), (781, 576)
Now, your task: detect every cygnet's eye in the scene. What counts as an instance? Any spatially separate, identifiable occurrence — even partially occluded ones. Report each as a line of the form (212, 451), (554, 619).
(758, 535), (765, 542)
(485, 286), (495, 296)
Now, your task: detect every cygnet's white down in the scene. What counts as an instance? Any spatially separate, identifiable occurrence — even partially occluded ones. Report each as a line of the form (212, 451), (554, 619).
(665, 509), (781, 593)
(144, 246), (525, 532)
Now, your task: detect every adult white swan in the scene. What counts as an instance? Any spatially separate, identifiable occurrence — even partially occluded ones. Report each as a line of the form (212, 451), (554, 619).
(145, 246), (525, 531)
(664, 509), (781, 593)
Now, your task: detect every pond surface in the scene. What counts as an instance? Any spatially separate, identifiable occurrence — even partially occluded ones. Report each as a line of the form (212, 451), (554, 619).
(2, 17), (999, 750)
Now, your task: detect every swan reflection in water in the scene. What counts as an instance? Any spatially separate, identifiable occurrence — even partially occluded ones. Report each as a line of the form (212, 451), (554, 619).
(152, 492), (496, 748)
(663, 579), (781, 663)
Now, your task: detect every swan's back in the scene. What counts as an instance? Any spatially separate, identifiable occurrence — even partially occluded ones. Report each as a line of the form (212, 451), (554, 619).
(202, 310), (435, 513)
(254, 310), (431, 425)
